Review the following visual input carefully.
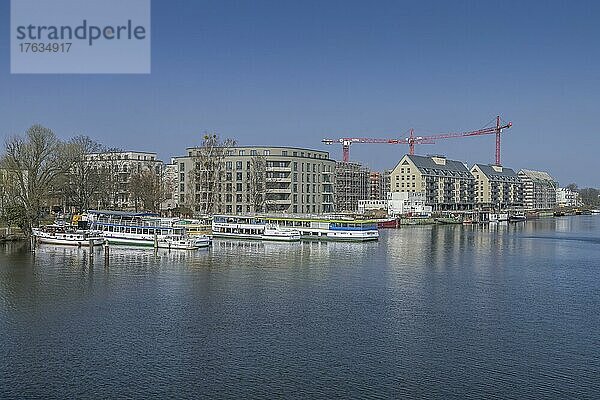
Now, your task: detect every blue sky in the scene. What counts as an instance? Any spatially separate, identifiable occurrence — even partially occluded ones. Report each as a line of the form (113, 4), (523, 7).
(1, 0), (599, 186)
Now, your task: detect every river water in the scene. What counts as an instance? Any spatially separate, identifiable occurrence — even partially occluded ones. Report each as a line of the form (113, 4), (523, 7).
(1, 216), (599, 399)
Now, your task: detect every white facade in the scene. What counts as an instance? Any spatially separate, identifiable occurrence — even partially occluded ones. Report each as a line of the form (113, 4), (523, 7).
(518, 169), (557, 210)
(556, 188), (579, 207)
(357, 199), (387, 214)
(388, 192), (432, 216)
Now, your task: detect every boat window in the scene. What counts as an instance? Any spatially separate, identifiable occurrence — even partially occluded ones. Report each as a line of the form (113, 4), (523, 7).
(143, 229), (148, 235)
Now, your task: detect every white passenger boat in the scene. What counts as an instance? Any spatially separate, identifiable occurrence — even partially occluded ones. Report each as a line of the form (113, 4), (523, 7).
(261, 224), (301, 241)
(212, 214), (379, 242)
(157, 234), (210, 250)
(86, 210), (205, 249)
(32, 225), (104, 246)
(261, 215), (379, 241)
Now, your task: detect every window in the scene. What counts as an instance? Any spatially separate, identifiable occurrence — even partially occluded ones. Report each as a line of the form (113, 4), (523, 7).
(226, 161), (232, 170)
(251, 150), (257, 155)
(264, 150), (270, 155)
(236, 161), (242, 170)
(293, 162), (298, 171)
(237, 172), (243, 181)
(239, 150), (245, 156)
(282, 150), (288, 156)
(236, 183), (243, 191)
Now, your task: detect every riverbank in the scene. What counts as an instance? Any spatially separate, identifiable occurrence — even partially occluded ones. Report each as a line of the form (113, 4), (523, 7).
(0, 227), (26, 243)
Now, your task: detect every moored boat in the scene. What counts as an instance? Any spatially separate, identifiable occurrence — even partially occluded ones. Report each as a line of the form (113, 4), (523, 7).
(261, 224), (301, 241)
(435, 217), (462, 224)
(32, 225), (104, 246)
(87, 210), (202, 248)
(377, 218), (399, 229)
(259, 215), (379, 241)
(509, 214), (527, 222)
(212, 214), (379, 241)
(157, 234), (210, 250)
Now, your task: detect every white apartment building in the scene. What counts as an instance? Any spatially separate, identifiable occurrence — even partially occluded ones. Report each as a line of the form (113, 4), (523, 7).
(556, 188), (579, 208)
(518, 169), (557, 210)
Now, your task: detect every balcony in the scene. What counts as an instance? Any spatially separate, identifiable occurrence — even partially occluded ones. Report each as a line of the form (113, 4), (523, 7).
(267, 188), (291, 194)
(266, 198), (292, 205)
(266, 166), (292, 172)
(266, 176), (292, 183)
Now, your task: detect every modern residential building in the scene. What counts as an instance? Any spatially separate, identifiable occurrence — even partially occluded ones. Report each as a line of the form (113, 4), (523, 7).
(335, 162), (370, 212)
(85, 151), (164, 210)
(173, 146), (335, 215)
(390, 154), (475, 211)
(556, 187), (579, 208)
(518, 169), (558, 210)
(470, 164), (523, 210)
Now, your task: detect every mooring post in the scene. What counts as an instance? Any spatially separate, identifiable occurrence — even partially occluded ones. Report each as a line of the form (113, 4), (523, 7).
(104, 243), (110, 267)
(89, 239), (94, 255)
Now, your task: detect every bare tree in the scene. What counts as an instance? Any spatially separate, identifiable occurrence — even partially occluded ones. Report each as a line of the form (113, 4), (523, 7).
(61, 135), (106, 213)
(189, 133), (236, 214)
(249, 155), (266, 212)
(129, 169), (164, 212)
(0, 125), (75, 233)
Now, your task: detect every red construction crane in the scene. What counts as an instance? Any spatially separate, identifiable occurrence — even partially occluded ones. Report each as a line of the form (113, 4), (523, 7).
(322, 115), (512, 165)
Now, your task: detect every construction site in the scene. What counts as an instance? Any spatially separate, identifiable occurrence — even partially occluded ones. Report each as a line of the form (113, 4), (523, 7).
(324, 115), (561, 218)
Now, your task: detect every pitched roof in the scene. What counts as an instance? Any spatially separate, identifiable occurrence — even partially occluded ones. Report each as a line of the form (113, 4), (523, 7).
(518, 169), (556, 184)
(405, 155), (473, 178)
(473, 164), (518, 179)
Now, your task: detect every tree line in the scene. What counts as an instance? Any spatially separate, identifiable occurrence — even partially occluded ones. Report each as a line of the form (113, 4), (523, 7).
(0, 124), (164, 234)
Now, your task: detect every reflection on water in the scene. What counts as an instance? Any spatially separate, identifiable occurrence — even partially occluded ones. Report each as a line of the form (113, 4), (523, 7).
(1, 216), (600, 399)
